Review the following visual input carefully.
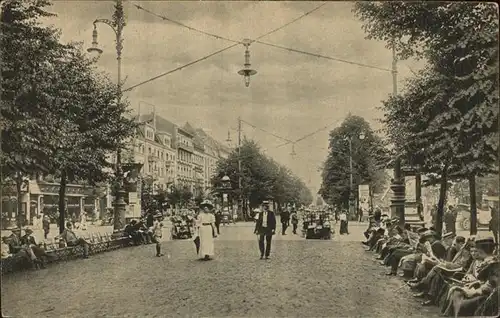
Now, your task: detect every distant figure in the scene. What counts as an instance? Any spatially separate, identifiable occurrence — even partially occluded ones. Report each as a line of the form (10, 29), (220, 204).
(281, 208), (290, 235)
(291, 210), (299, 234)
(254, 201), (276, 260)
(214, 210), (222, 235)
(444, 205), (457, 235)
(358, 207), (364, 222)
(146, 211), (154, 228)
(42, 214), (51, 240)
(339, 210), (349, 235)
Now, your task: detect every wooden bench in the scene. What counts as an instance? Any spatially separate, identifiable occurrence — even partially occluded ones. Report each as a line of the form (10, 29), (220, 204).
(1, 231), (133, 275)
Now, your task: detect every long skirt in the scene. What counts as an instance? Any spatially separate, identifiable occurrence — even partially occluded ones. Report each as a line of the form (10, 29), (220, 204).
(340, 220), (348, 234)
(474, 287), (498, 316)
(442, 292), (487, 316)
(198, 224), (214, 258)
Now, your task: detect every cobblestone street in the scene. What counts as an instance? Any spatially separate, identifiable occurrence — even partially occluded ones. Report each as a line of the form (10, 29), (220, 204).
(2, 223), (441, 318)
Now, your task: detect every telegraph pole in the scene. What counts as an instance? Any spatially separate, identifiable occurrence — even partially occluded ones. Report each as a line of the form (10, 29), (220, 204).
(389, 43), (406, 226)
(237, 117), (243, 219)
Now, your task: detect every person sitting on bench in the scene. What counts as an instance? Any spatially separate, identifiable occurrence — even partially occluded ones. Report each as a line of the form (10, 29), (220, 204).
(56, 222), (90, 258)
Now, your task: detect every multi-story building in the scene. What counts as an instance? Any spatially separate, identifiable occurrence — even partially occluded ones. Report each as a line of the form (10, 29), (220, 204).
(182, 123), (206, 196)
(194, 128), (231, 190)
(133, 113), (177, 190)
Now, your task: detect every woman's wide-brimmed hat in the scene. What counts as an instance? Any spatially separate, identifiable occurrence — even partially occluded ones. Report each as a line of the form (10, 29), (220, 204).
(199, 200), (214, 210)
(24, 228), (34, 234)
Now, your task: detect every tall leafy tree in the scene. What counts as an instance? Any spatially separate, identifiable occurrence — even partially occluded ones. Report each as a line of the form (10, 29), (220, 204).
(1, 0), (136, 231)
(1, 0), (68, 227)
(320, 115), (387, 209)
(354, 2), (499, 234)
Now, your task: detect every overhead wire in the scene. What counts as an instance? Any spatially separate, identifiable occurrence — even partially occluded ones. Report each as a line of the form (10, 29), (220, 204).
(132, 3), (242, 44)
(240, 119), (294, 143)
(123, 43), (239, 92)
(125, 2), (328, 92)
(255, 41), (392, 72)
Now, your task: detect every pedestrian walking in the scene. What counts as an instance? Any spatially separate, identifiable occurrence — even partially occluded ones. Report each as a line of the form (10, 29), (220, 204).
(214, 210), (222, 235)
(254, 200), (276, 260)
(281, 207), (290, 235)
(358, 207), (364, 222)
(151, 214), (164, 257)
(444, 205), (457, 235)
(196, 200), (217, 260)
(339, 209), (349, 235)
(291, 210), (299, 234)
(42, 214), (50, 240)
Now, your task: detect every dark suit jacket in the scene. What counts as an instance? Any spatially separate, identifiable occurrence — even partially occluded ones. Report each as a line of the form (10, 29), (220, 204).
(281, 211), (290, 223)
(254, 210), (276, 235)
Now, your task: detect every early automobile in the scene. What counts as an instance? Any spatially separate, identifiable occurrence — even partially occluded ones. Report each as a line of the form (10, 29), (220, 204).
(302, 209), (333, 239)
(455, 203), (493, 231)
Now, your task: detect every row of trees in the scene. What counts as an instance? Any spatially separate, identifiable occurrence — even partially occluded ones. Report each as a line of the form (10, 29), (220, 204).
(353, 2), (499, 235)
(319, 115), (389, 209)
(211, 140), (313, 212)
(140, 177), (198, 213)
(1, 0), (136, 231)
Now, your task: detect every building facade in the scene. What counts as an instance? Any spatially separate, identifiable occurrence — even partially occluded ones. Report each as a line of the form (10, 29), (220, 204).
(0, 112), (233, 227)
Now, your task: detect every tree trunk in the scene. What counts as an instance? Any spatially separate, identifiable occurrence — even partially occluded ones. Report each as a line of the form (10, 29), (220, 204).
(469, 174), (478, 236)
(434, 165), (449, 238)
(58, 170), (67, 234)
(15, 172), (24, 228)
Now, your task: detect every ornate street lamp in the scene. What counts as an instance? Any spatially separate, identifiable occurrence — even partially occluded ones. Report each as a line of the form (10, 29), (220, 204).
(87, 0), (127, 231)
(237, 39), (257, 87)
(221, 175), (231, 190)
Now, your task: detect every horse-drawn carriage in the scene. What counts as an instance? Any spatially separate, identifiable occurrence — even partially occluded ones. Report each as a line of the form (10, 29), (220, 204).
(301, 209), (334, 239)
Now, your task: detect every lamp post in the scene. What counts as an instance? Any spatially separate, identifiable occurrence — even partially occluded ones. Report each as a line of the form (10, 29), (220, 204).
(389, 43), (406, 226)
(87, 0), (127, 231)
(346, 132), (365, 218)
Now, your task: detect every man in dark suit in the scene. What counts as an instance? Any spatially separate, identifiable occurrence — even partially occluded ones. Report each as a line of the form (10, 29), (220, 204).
(281, 207), (290, 235)
(254, 201), (276, 260)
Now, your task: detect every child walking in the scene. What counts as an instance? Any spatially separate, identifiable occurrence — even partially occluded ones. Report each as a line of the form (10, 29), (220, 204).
(152, 214), (164, 257)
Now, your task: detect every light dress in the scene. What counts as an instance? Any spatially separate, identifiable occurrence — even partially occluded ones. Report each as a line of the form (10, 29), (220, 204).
(197, 212), (215, 258)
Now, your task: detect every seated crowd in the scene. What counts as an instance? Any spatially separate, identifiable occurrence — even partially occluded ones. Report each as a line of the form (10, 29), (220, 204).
(362, 209), (499, 317)
(123, 212), (164, 246)
(1, 220), (134, 271)
(2, 227), (56, 269)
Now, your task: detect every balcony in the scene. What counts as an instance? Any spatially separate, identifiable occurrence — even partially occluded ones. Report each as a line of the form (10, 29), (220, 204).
(177, 142), (194, 153)
(148, 154), (160, 163)
(194, 165), (204, 173)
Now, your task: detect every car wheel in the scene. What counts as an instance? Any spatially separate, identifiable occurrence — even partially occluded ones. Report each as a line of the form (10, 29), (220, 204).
(462, 218), (471, 231)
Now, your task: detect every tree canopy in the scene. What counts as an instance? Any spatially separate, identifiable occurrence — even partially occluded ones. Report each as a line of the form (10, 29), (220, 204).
(1, 0), (136, 230)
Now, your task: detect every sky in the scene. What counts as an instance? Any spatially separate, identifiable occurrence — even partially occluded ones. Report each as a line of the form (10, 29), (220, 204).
(42, 0), (425, 194)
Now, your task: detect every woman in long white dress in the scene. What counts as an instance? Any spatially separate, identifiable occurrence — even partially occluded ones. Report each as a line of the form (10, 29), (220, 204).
(197, 200), (217, 260)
